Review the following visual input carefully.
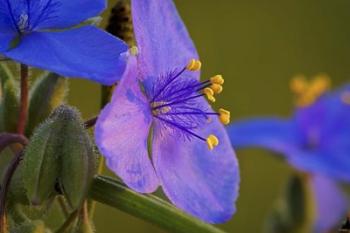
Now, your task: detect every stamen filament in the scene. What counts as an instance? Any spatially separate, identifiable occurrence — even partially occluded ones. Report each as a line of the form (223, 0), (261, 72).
(154, 116), (206, 141)
(152, 94), (205, 110)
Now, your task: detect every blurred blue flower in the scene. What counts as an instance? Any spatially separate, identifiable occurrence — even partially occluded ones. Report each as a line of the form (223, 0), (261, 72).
(0, 0), (128, 85)
(95, 0), (239, 223)
(228, 78), (350, 232)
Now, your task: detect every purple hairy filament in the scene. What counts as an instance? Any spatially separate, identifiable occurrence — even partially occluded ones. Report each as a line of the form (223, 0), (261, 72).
(148, 59), (230, 150)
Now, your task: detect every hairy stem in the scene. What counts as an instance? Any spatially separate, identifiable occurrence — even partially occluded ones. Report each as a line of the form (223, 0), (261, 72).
(17, 64), (29, 135)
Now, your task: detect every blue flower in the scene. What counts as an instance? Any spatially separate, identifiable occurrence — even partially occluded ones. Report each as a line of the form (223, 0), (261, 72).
(228, 77), (350, 232)
(0, 0), (128, 85)
(94, 0), (239, 223)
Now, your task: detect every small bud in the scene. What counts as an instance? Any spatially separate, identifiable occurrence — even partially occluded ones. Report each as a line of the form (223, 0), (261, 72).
(56, 106), (96, 209)
(12, 220), (47, 233)
(0, 63), (19, 132)
(26, 73), (68, 136)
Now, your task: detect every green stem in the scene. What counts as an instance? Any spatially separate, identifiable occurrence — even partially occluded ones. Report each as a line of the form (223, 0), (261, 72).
(55, 210), (79, 233)
(89, 176), (226, 233)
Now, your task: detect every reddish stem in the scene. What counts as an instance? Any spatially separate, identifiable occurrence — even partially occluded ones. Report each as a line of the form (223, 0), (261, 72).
(17, 64), (29, 135)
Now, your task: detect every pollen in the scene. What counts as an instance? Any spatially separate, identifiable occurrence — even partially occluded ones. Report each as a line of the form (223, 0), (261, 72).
(219, 108), (230, 125)
(211, 83), (223, 94)
(206, 134), (219, 150)
(130, 46), (139, 56)
(290, 74), (331, 107)
(203, 88), (216, 102)
(210, 75), (224, 85)
(186, 59), (202, 71)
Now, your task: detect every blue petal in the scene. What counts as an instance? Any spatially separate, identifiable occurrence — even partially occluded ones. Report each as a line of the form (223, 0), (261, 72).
(31, 0), (106, 30)
(131, 0), (199, 81)
(288, 147), (350, 182)
(95, 56), (159, 193)
(152, 100), (239, 223)
(228, 118), (301, 156)
(294, 84), (350, 148)
(4, 26), (128, 85)
(311, 174), (348, 233)
(0, 2), (18, 51)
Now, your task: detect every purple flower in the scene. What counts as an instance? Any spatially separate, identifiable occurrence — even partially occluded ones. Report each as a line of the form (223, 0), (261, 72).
(0, 0), (128, 85)
(95, 0), (239, 223)
(228, 78), (350, 232)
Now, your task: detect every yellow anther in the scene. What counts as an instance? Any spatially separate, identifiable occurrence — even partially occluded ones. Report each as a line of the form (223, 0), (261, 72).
(186, 59), (202, 71)
(130, 46), (139, 56)
(290, 75), (308, 94)
(341, 91), (350, 105)
(290, 74), (331, 107)
(210, 75), (224, 85)
(206, 134), (219, 150)
(218, 108), (231, 125)
(210, 83), (223, 94)
(203, 88), (216, 102)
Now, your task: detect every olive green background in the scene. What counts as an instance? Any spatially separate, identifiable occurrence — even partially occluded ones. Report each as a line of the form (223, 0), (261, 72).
(67, 0), (350, 232)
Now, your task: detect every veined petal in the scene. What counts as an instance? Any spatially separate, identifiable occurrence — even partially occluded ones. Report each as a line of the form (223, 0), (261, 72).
(4, 26), (128, 85)
(228, 118), (301, 156)
(31, 0), (106, 30)
(131, 0), (199, 80)
(311, 174), (348, 233)
(152, 104), (239, 223)
(95, 56), (159, 193)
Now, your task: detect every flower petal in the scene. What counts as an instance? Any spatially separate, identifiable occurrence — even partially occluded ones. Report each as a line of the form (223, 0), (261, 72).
(294, 84), (350, 148)
(228, 118), (301, 155)
(311, 174), (348, 233)
(152, 105), (239, 223)
(32, 0), (106, 30)
(288, 147), (350, 182)
(95, 56), (159, 193)
(4, 26), (128, 85)
(131, 0), (199, 80)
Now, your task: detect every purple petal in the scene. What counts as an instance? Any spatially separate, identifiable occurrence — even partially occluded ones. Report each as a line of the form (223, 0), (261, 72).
(288, 147), (350, 182)
(32, 0), (106, 30)
(95, 56), (159, 193)
(152, 104), (239, 223)
(4, 26), (128, 85)
(294, 84), (350, 148)
(131, 0), (199, 80)
(311, 174), (348, 233)
(228, 118), (301, 156)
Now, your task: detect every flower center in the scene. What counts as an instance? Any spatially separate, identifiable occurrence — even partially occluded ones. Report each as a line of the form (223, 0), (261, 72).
(149, 59), (230, 150)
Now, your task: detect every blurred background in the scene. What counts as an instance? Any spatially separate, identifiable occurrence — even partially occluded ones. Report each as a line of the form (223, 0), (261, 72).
(67, 0), (350, 232)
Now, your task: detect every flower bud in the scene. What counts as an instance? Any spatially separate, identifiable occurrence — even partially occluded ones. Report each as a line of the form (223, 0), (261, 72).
(26, 73), (68, 136)
(0, 63), (19, 133)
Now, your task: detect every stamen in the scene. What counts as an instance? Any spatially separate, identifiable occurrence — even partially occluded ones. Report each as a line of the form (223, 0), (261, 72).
(203, 88), (216, 102)
(210, 75), (224, 85)
(154, 115), (206, 141)
(186, 59), (202, 71)
(206, 134), (219, 150)
(210, 83), (223, 94)
(219, 108), (230, 125)
(130, 46), (138, 55)
(290, 74), (331, 107)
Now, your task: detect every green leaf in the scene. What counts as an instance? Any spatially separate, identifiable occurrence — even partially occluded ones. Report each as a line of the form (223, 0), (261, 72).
(89, 176), (225, 233)
(11, 220), (49, 233)
(26, 73), (68, 136)
(0, 63), (19, 132)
